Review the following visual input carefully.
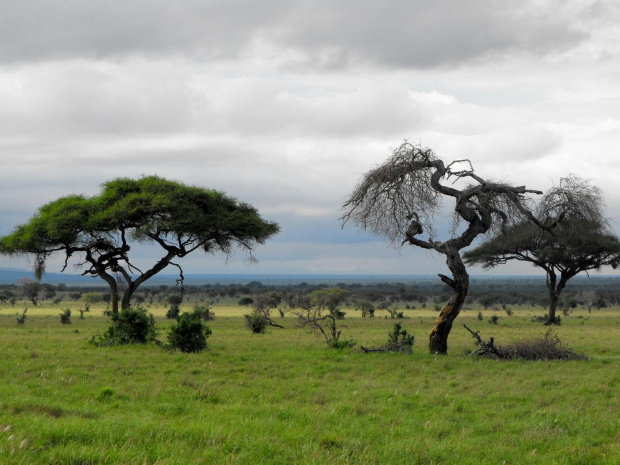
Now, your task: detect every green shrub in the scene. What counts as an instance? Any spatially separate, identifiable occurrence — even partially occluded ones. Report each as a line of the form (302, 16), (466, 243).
(59, 309), (71, 325)
(360, 322), (413, 353)
(16, 308), (27, 325)
(165, 305), (180, 320)
(330, 339), (355, 350)
(92, 306), (156, 346)
(193, 303), (214, 321)
(488, 315), (500, 325)
(388, 322), (414, 348)
(244, 313), (267, 334)
(168, 309), (212, 353)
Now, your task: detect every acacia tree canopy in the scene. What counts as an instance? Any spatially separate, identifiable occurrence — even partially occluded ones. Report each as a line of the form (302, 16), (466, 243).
(0, 176), (280, 313)
(464, 177), (620, 324)
(342, 141), (543, 354)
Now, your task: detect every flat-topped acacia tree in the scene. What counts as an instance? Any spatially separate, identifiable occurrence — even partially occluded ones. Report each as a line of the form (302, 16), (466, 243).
(342, 141), (543, 355)
(0, 176), (279, 314)
(464, 177), (620, 325)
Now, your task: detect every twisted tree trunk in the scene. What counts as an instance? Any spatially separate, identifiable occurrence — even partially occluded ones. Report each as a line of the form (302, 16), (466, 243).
(429, 251), (469, 355)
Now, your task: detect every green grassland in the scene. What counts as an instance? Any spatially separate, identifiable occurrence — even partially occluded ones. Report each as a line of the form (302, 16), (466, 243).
(0, 300), (618, 464)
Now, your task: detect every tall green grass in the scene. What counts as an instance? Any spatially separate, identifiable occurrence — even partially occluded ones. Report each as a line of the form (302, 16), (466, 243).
(0, 302), (618, 464)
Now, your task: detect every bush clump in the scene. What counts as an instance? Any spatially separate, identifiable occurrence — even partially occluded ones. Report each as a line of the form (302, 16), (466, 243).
(165, 306), (180, 320)
(330, 339), (356, 350)
(361, 322), (414, 354)
(245, 313), (268, 334)
(168, 309), (212, 353)
(193, 303), (214, 321)
(59, 309), (71, 325)
(92, 306), (156, 346)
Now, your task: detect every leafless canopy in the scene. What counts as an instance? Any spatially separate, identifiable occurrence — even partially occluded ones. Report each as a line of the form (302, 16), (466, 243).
(341, 141), (543, 253)
(537, 175), (608, 233)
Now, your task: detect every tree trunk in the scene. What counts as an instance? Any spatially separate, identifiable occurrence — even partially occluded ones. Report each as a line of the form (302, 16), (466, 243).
(545, 272), (566, 325)
(121, 283), (139, 310)
(429, 252), (469, 355)
(98, 272), (119, 315)
(546, 292), (559, 325)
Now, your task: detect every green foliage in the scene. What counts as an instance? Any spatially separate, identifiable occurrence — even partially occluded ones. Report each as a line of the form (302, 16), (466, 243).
(92, 306), (156, 346)
(59, 309), (71, 325)
(329, 339), (355, 350)
(387, 322), (415, 348)
(98, 387), (116, 401)
(0, 176), (280, 311)
(82, 292), (103, 305)
(477, 312), (483, 321)
(167, 309), (212, 353)
(16, 308), (27, 325)
(488, 315), (500, 325)
(0, 290), (14, 303)
(310, 287), (351, 319)
(165, 305), (180, 320)
(244, 313), (268, 334)
(18, 278), (41, 306)
(238, 296), (254, 307)
(193, 303), (214, 321)
(167, 294), (183, 307)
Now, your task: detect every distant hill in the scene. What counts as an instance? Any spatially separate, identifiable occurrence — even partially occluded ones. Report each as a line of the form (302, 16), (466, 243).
(0, 267), (615, 287)
(0, 267), (436, 286)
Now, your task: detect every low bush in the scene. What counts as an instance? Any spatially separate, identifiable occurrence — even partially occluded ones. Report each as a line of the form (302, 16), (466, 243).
(168, 309), (212, 353)
(165, 305), (180, 320)
(16, 309), (27, 325)
(361, 322), (414, 354)
(59, 309), (71, 325)
(245, 313), (268, 334)
(92, 306), (156, 346)
(330, 339), (355, 350)
(194, 303), (214, 321)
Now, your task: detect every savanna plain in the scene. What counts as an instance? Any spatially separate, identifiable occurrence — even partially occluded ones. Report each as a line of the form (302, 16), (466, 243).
(0, 297), (618, 465)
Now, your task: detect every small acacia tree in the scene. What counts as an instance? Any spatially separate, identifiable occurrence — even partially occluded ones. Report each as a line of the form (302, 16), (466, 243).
(18, 278), (41, 306)
(464, 177), (620, 325)
(80, 292), (103, 319)
(342, 141), (543, 354)
(310, 287), (351, 319)
(0, 176), (279, 314)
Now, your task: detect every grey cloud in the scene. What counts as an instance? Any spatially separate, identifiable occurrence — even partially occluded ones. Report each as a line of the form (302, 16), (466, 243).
(0, 0), (287, 63)
(0, 1), (589, 69)
(279, 0), (588, 70)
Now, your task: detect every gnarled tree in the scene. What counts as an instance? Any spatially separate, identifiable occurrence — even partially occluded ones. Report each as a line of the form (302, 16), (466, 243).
(342, 141), (542, 354)
(0, 176), (279, 314)
(464, 177), (620, 324)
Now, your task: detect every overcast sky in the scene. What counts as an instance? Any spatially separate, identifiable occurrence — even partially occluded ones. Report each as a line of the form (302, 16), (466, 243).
(1, 0), (620, 278)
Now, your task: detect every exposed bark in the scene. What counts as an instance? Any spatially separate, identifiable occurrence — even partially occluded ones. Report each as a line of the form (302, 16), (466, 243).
(429, 251), (470, 354)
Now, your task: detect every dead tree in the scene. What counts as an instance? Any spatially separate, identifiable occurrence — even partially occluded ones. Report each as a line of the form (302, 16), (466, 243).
(291, 306), (347, 348)
(342, 141), (542, 355)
